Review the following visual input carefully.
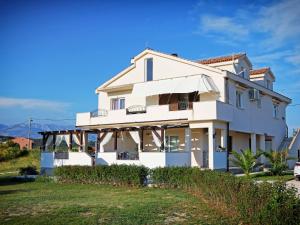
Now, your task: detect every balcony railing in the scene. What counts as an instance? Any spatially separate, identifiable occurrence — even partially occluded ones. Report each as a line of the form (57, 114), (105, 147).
(91, 109), (108, 117)
(117, 151), (139, 160)
(126, 105), (146, 114)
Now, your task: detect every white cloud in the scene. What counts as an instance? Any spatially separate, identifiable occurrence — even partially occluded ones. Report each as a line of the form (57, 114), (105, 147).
(196, 0), (300, 50)
(256, 0), (300, 48)
(200, 15), (249, 39)
(0, 97), (70, 111)
(251, 50), (294, 64)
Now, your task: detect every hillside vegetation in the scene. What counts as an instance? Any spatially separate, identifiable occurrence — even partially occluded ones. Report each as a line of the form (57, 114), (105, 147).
(0, 149), (40, 174)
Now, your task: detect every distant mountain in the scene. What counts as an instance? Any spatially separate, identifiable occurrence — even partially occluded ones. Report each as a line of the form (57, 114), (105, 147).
(0, 123), (75, 139)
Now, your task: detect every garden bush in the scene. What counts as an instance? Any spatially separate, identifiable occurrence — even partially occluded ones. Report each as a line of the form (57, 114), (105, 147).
(54, 164), (148, 187)
(151, 167), (300, 225)
(0, 140), (29, 161)
(19, 166), (39, 175)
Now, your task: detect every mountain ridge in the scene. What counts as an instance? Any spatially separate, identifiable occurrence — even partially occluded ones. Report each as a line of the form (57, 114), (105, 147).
(0, 123), (75, 139)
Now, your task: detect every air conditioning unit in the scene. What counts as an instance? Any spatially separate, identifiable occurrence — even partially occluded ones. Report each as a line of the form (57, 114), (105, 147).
(249, 88), (260, 101)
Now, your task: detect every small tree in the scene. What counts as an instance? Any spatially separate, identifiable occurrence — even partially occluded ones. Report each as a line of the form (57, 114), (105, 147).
(231, 149), (262, 177)
(263, 149), (293, 175)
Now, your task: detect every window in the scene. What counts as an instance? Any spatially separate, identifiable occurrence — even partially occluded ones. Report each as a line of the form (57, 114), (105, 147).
(240, 66), (245, 78)
(110, 98), (125, 110)
(165, 136), (179, 152)
(273, 104), (279, 118)
(236, 91), (243, 108)
(145, 58), (153, 81)
(266, 80), (272, 89)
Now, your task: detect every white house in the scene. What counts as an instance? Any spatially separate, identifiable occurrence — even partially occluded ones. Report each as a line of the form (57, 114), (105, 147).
(40, 49), (295, 173)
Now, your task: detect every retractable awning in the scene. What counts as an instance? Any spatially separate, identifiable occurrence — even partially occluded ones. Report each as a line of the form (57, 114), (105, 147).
(132, 74), (218, 97)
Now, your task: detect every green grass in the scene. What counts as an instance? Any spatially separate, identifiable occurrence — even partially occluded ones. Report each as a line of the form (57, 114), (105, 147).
(0, 177), (235, 225)
(250, 172), (294, 182)
(0, 150), (40, 175)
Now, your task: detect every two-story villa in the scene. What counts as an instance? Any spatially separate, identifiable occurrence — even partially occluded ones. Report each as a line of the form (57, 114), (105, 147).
(40, 49), (291, 172)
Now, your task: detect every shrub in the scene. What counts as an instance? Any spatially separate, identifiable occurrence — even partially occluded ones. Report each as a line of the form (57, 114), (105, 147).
(151, 167), (300, 225)
(230, 149), (262, 177)
(263, 149), (292, 175)
(0, 141), (29, 162)
(54, 164), (148, 187)
(19, 166), (39, 175)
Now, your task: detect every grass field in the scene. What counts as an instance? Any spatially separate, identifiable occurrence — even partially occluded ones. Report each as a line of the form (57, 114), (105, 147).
(0, 177), (235, 225)
(0, 150), (40, 175)
(249, 171), (294, 182)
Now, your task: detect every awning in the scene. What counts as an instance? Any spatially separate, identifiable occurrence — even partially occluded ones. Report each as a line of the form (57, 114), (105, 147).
(132, 74), (218, 97)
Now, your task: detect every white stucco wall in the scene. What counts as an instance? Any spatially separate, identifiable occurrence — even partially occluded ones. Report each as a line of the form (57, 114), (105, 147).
(96, 151), (192, 169)
(41, 152), (93, 169)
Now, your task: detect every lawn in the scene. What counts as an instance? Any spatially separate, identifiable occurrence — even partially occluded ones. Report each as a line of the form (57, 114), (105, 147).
(250, 172), (294, 182)
(0, 177), (234, 225)
(0, 150), (40, 175)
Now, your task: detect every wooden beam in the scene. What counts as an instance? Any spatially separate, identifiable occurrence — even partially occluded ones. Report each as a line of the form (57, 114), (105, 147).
(80, 131), (83, 151)
(53, 134), (56, 150)
(139, 129), (144, 151)
(160, 128), (165, 151)
(42, 134), (50, 151)
(99, 132), (108, 143)
(97, 132), (107, 153)
(41, 134), (46, 151)
(152, 129), (161, 140)
(69, 133), (73, 151)
(114, 131), (118, 150)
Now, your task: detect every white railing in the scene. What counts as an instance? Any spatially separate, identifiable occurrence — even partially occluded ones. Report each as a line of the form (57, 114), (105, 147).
(91, 109), (108, 117)
(77, 105), (192, 126)
(76, 100), (235, 127)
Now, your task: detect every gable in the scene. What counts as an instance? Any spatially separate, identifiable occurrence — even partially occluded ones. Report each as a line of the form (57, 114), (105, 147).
(97, 49), (223, 92)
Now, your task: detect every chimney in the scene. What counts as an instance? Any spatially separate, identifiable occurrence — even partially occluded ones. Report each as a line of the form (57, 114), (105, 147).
(171, 53), (178, 57)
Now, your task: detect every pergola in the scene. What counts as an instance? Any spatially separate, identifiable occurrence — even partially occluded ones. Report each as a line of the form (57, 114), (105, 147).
(39, 123), (189, 153)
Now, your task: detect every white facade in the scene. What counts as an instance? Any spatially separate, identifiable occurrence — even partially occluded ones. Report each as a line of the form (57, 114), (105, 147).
(42, 49), (292, 171)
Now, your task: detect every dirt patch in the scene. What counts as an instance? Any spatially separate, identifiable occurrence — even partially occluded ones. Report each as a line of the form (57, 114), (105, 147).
(164, 212), (187, 224)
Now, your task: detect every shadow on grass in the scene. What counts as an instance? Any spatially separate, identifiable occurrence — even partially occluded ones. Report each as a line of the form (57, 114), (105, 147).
(0, 176), (35, 186)
(0, 189), (30, 195)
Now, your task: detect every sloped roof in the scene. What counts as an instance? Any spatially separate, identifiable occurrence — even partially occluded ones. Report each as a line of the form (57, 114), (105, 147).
(249, 67), (269, 75)
(250, 67), (275, 80)
(196, 53), (245, 64)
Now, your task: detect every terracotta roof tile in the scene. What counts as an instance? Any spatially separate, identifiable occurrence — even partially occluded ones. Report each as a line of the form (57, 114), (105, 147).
(249, 68), (269, 75)
(196, 53), (245, 64)
(250, 67), (275, 80)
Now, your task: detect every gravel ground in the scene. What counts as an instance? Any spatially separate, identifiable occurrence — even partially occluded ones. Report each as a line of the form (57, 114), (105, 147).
(287, 179), (300, 196)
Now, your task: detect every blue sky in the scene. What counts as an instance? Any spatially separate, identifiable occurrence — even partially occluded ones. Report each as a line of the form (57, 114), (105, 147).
(0, 0), (299, 132)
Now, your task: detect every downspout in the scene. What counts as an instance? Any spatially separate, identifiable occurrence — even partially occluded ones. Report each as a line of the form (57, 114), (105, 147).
(226, 122), (230, 172)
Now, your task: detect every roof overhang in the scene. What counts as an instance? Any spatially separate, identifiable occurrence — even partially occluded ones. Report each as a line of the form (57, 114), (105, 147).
(227, 72), (291, 104)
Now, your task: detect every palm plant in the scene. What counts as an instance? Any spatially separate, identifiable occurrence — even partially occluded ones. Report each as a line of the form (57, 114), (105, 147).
(231, 149), (262, 177)
(263, 149), (293, 175)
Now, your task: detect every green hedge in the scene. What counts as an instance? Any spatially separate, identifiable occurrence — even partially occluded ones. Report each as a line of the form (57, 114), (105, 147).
(54, 165), (148, 187)
(54, 165), (300, 224)
(151, 167), (300, 225)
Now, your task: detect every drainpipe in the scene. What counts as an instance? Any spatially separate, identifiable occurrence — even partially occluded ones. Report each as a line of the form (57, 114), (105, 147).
(226, 122), (230, 172)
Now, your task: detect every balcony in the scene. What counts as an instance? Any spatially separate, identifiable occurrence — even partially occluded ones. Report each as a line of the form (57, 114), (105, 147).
(76, 101), (234, 127)
(76, 104), (193, 127)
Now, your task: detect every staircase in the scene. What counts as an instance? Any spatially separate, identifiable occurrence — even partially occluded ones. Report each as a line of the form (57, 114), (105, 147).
(278, 137), (293, 151)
